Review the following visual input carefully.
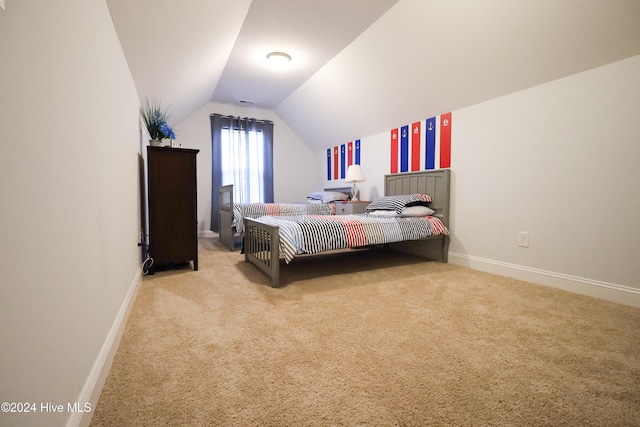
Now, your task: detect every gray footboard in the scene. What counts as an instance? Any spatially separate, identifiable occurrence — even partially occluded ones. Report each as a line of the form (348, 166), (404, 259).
(244, 218), (281, 288)
(218, 185), (236, 250)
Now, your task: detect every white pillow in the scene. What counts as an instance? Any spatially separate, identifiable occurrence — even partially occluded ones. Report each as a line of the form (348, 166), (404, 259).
(366, 193), (432, 213)
(307, 191), (349, 203)
(400, 206), (435, 217)
(368, 210), (399, 217)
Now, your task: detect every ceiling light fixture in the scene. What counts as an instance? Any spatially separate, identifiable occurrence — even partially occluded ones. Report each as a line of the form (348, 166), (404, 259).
(266, 51), (291, 67)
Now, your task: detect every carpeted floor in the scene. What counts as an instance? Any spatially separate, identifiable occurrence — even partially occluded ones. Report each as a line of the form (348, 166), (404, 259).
(90, 238), (640, 426)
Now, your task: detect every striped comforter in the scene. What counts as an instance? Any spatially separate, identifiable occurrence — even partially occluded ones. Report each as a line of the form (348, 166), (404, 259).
(233, 203), (335, 233)
(252, 214), (448, 263)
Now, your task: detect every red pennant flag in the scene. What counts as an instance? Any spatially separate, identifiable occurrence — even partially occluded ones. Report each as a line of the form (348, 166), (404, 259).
(390, 128), (398, 173)
(333, 146), (339, 179)
(440, 113), (451, 168)
(411, 121), (421, 171)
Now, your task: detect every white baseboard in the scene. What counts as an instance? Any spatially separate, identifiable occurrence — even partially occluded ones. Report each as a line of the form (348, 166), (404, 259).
(448, 252), (640, 308)
(67, 268), (143, 427)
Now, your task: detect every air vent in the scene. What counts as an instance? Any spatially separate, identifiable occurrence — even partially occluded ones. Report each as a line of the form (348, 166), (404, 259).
(238, 100), (255, 105)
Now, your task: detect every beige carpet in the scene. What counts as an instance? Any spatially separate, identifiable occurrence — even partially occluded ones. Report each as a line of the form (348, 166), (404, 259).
(91, 239), (640, 426)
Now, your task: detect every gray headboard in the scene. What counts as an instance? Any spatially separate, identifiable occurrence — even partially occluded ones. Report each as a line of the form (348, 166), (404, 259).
(384, 169), (451, 227)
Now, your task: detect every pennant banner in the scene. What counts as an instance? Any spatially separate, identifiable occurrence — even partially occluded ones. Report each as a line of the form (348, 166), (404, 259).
(400, 125), (409, 172)
(411, 121), (421, 171)
(390, 129), (398, 173)
(340, 144), (346, 179)
(440, 112), (451, 168)
(326, 111), (452, 180)
(388, 112), (452, 173)
(425, 117), (436, 170)
(326, 139), (363, 180)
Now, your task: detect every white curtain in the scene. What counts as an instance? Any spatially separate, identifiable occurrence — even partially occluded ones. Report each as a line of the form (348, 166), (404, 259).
(210, 114), (274, 232)
(220, 123), (265, 203)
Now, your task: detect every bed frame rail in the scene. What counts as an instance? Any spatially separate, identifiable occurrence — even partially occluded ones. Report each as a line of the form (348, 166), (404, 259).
(244, 218), (281, 288)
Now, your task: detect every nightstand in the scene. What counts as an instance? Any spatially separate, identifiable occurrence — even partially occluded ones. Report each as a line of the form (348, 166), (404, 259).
(335, 201), (370, 215)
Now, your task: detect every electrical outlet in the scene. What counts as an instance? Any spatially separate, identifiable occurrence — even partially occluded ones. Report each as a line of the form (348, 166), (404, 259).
(518, 231), (529, 248)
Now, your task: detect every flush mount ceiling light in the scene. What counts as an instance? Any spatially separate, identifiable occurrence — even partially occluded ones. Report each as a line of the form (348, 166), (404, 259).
(266, 51), (291, 67)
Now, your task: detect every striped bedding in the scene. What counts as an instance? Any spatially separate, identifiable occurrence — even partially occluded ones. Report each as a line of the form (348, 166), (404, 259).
(233, 203), (335, 233)
(252, 214), (448, 263)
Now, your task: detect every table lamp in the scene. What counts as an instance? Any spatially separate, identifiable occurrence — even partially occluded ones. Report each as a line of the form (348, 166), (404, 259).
(345, 164), (366, 201)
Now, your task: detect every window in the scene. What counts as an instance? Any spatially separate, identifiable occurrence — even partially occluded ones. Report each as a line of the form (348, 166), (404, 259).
(210, 114), (273, 232)
(220, 124), (266, 203)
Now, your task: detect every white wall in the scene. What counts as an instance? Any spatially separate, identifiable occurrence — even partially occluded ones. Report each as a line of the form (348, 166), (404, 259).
(450, 56), (640, 292)
(0, 1), (142, 426)
(175, 102), (316, 236)
(316, 56), (640, 305)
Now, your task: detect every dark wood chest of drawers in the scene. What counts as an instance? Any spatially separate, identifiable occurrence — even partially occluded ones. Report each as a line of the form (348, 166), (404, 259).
(147, 146), (199, 272)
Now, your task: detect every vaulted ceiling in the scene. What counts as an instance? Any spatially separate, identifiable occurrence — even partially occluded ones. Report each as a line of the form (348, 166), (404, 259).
(107, 0), (640, 152)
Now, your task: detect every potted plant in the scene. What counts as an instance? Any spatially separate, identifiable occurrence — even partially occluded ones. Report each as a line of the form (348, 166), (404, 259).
(140, 99), (176, 146)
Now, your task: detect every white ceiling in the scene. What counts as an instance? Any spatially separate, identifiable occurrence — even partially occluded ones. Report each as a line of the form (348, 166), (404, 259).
(107, 0), (398, 123)
(107, 0), (640, 152)
(211, 0), (400, 108)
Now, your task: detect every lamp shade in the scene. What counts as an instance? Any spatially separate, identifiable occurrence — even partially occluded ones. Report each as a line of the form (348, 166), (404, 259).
(345, 164), (365, 183)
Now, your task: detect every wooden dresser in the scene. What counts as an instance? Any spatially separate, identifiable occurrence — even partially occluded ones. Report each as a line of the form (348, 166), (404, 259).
(147, 146), (199, 272)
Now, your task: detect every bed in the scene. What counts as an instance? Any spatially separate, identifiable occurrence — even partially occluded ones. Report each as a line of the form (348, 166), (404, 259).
(217, 185), (351, 250)
(243, 169), (451, 287)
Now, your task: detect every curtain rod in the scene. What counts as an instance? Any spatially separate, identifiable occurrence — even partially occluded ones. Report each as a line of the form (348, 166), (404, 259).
(210, 114), (272, 124)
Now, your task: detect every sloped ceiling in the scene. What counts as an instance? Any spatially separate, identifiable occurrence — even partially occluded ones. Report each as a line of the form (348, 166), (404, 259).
(107, 0), (399, 126)
(108, 0), (640, 152)
(106, 0), (253, 125)
(211, 0), (401, 108)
